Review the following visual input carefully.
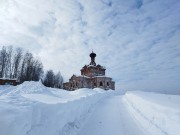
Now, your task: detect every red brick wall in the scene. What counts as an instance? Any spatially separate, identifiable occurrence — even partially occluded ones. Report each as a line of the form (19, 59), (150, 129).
(0, 79), (17, 86)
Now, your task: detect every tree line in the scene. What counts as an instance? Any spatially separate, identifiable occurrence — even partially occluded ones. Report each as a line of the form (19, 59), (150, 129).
(0, 46), (63, 88)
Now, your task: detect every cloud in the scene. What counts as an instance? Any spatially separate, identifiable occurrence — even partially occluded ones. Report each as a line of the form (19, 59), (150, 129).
(0, 0), (180, 92)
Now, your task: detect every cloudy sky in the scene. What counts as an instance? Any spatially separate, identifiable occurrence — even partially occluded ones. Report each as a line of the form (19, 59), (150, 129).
(0, 0), (180, 92)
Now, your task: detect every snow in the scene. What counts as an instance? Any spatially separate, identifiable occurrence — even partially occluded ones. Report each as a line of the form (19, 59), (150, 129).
(78, 75), (90, 78)
(0, 82), (179, 135)
(0, 81), (115, 135)
(123, 91), (180, 135)
(0, 78), (16, 80)
(87, 65), (96, 67)
(77, 95), (147, 135)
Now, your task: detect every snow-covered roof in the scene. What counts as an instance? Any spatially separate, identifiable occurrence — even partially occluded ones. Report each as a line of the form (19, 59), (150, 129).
(78, 75), (90, 78)
(0, 78), (17, 81)
(87, 65), (96, 67)
(93, 76), (112, 79)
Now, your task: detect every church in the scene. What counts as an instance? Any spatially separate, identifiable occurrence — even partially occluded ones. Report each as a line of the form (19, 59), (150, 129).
(63, 52), (115, 90)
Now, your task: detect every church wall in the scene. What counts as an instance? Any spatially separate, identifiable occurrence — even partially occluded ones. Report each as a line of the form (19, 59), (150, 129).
(81, 66), (106, 77)
(95, 77), (114, 90)
(65, 77), (115, 90)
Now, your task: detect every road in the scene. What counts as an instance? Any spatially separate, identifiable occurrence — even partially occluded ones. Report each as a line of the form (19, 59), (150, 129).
(77, 95), (148, 135)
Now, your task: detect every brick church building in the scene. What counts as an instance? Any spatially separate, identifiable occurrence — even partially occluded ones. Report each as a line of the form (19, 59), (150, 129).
(63, 52), (115, 90)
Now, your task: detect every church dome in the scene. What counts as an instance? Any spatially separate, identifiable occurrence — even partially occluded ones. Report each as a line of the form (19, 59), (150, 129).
(90, 51), (96, 58)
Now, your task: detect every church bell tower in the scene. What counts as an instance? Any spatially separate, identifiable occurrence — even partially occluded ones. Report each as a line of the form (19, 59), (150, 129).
(89, 51), (96, 66)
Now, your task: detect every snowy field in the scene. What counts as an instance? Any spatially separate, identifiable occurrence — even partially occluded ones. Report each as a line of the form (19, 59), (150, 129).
(123, 91), (180, 135)
(0, 81), (116, 135)
(0, 81), (179, 135)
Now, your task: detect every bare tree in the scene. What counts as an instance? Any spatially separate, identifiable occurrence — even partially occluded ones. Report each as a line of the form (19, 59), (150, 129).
(19, 52), (43, 83)
(0, 46), (7, 78)
(0, 46), (48, 84)
(19, 52), (31, 82)
(43, 70), (55, 87)
(29, 59), (43, 81)
(42, 70), (63, 88)
(54, 72), (64, 88)
(12, 47), (23, 79)
(5, 46), (13, 78)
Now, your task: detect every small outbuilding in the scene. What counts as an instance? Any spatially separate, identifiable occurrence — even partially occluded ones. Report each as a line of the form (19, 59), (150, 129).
(0, 78), (17, 86)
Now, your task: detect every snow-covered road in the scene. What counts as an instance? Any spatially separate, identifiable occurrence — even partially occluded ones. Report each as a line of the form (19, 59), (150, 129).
(77, 95), (147, 135)
(1, 82), (179, 135)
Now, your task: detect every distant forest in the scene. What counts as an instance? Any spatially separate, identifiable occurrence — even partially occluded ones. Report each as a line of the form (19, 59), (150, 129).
(0, 46), (63, 88)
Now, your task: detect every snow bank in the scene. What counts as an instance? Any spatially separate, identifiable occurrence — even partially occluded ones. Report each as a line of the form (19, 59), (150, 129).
(123, 91), (180, 135)
(0, 81), (115, 135)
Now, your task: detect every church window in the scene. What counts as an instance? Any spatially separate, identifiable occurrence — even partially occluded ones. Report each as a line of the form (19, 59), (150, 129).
(100, 81), (103, 86)
(107, 82), (109, 86)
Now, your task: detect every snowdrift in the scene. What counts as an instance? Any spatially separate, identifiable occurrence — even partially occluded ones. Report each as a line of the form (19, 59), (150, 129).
(0, 81), (115, 135)
(123, 91), (180, 135)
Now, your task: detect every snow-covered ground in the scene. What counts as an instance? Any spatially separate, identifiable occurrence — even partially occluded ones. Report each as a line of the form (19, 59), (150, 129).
(123, 91), (180, 135)
(76, 95), (147, 135)
(0, 81), (116, 135)
(0, 82), (179, 135)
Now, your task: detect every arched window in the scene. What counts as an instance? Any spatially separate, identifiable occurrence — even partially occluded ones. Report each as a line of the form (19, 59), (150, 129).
(100, 81), (103, 86)
(107, 82), (109, 86)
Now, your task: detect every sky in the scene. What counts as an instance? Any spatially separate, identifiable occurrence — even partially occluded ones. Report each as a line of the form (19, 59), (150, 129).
(0, 0), (180, 93)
